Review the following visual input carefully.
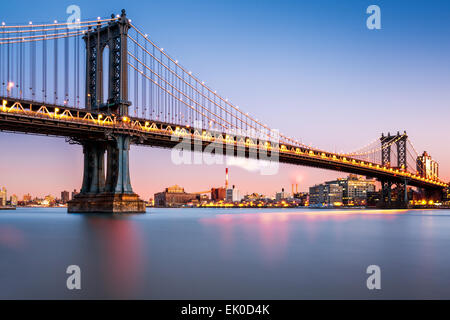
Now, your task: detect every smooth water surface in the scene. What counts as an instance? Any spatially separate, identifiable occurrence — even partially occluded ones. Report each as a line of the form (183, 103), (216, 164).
(1, 207), (450, 299)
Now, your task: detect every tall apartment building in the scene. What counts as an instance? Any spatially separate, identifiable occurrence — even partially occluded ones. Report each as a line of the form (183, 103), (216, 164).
(417, 151), (439, 179)
(0, 187), (7, 206)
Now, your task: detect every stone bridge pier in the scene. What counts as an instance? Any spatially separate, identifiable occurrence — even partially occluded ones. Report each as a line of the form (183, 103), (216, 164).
(68, 135), (145, 213)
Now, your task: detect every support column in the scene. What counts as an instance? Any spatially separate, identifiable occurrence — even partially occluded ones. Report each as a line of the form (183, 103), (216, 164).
(380, 180), (392, 208)
(395, 180), (408, 209)
(68, 136), (145, 214)
(106, 135), (134, 194)
(79, 142), (106, 195)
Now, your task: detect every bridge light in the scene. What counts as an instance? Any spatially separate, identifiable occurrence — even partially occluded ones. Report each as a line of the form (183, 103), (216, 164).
(122, 116), (129, 122)
(7, 82), (14, 91)
(54, 108), (59, 113)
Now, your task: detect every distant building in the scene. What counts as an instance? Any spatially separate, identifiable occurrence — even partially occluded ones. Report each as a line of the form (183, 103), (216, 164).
(244, 193), (266, 201)
(0, 187), (7, 206)
(309, 175), (375, 206)
(154, 185), (199, 207)
(309, 183), (343, 206)
(211, 187), (226, 201)
(226, 185), (242, 202)
(71, 189), (79, 200)
(23, 193), (32, 203)
(444, 186), (450, 204)
(293, 192), (309, 206)
(61, 191), (70, 204)
(417, 151), (439, 179)
(10, 194), (18, 206)
(275, 188), (288, 202)
(335, 174), (376, 206)
(366, 191), (382, 207)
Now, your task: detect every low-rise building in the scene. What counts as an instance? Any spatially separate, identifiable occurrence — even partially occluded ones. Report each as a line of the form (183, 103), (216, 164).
(275, 188), (288, 202)
(226, 185), (242, 202)
(211, 187), (226, 201)
(154, 185), (199, 207)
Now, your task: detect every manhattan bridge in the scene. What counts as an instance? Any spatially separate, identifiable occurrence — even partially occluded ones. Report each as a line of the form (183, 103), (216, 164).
(0, 10), (447, 212)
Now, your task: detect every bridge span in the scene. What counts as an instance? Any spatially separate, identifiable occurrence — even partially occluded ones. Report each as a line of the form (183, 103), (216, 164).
(0, 10), (447, 212)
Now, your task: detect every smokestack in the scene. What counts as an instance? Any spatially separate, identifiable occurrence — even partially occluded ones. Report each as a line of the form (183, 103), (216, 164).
(296, 184), (298, 194)
(225, 168), (229, 189)
(291, 184), (294, 195)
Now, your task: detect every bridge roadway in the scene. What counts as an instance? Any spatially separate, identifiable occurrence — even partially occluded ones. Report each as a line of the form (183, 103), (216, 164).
(0, 97), (447, 191)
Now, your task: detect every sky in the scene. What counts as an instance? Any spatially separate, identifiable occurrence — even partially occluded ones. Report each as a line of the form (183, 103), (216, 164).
(0, 0), (449, 200)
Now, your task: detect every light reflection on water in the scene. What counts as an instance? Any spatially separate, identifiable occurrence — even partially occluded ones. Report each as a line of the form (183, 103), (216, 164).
(1, 207), (450, 299)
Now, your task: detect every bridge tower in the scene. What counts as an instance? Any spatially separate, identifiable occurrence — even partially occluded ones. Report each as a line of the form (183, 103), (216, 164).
(379, 131), (409, 209)
(68, 10), (145, 213)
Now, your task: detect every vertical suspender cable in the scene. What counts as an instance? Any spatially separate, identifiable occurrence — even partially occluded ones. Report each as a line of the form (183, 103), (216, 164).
(54, 24), (58, 103)
(134, 32), (138, 117)
(65, 27), (69, 104)
(43, 30), (47, 101)
(31, 25), (36, 100)
(20, 30), (24, 98)
(142, 36), (147, 118)
(6, 29), (10, 97)
(0, 25), (3, 97)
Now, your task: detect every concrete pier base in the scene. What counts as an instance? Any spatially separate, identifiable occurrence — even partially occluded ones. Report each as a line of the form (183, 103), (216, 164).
(68, 193), (146, 214)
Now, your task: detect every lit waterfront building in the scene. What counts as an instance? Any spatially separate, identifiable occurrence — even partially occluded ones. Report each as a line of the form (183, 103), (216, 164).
(154, 185), (199, 207)
(444, 185), (450, 204)
(61, 191), (70, 204)
(211, 187), (226, 201)
(309, 183), (343, 206)
(309, 175), (375, 206)
(331, 174), (376, 206)
(417, 151), (439, 179)
(275, 188), (289, 202)
(0, 187), (7, 206)
(10, 194), (18, 206)
(226, 185), (242, 202)
(23, 193), (32, 203)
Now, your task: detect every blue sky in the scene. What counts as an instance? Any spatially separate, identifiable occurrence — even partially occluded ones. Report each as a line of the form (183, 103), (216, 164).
(1, 0), (449, 198)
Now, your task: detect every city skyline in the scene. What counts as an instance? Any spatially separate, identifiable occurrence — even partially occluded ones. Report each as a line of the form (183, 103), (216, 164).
(1, 0), (449, 200)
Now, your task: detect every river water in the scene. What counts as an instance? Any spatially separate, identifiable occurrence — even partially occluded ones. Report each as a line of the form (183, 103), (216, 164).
(1, 207), (450, 299)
